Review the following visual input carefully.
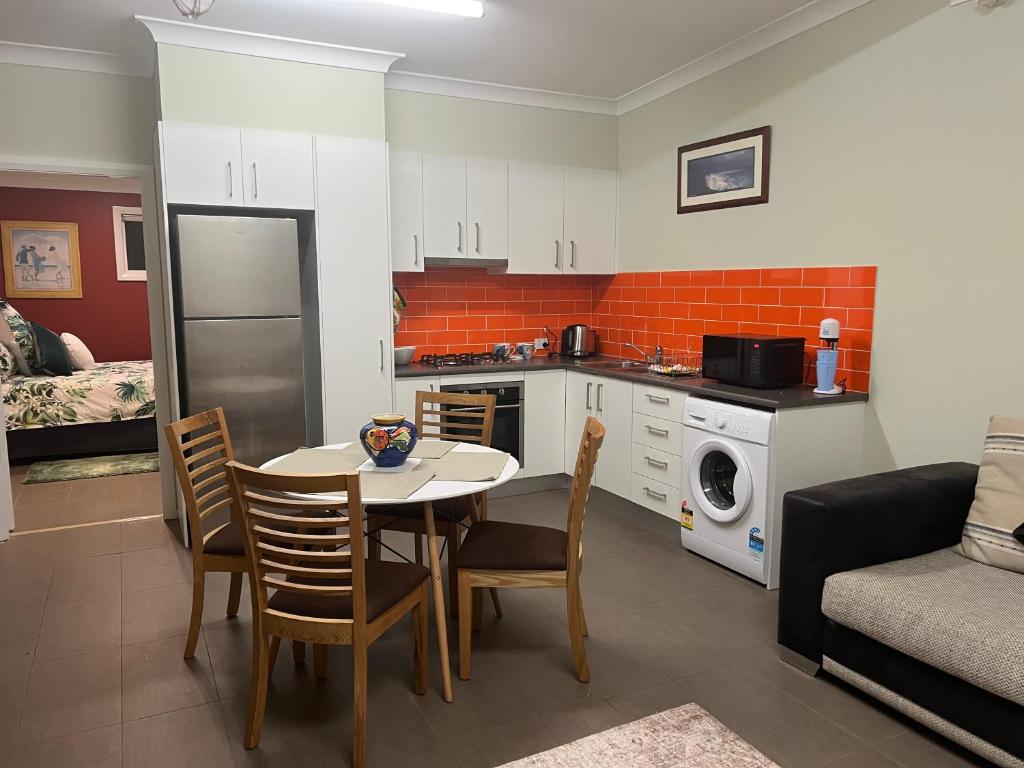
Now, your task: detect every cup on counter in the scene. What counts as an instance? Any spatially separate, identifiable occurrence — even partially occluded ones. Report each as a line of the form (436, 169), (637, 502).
(493, 343), (511, 358)
(515, 342), (535, 360)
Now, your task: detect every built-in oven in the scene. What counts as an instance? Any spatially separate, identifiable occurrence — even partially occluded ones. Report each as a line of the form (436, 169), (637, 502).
(440, 381), (524, 467)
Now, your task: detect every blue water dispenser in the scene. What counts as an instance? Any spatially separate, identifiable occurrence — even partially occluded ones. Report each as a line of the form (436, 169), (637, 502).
(813, 318), (843, 395)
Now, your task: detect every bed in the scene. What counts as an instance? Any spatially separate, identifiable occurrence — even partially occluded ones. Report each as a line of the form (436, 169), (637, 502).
(4, 360), (158, 461)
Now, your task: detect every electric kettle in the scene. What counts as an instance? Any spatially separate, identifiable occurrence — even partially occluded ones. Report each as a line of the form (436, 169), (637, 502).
(560, 324), (598, 358)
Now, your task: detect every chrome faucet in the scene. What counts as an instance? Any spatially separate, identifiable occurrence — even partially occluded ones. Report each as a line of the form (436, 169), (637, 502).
(623, 343), (665, 364)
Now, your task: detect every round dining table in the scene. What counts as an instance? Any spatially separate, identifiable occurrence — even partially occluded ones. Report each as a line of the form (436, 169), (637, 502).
(263, 441), (519, 702)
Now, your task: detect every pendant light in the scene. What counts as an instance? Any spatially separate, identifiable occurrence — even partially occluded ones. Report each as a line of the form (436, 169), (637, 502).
(172, 0), (216, 19)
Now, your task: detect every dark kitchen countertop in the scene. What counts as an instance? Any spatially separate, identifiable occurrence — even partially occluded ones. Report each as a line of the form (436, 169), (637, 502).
(395, 356), (868, 411)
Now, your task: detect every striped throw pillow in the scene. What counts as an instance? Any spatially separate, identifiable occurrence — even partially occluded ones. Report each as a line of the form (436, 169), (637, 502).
(956, 416), (1024, 574)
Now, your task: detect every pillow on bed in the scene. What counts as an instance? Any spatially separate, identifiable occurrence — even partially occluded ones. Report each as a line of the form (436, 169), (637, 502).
(60, 332), (96, 371)
(30, 322), (73, 376)
(0, 344), (13, 382)
(0, 300), (35, 374)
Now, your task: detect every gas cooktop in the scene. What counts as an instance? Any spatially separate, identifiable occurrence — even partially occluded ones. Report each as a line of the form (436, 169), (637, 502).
(419, 352), (506, 368)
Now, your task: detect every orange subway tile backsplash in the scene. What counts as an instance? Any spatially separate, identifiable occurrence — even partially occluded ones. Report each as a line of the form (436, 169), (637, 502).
(394, 265), (877, 392)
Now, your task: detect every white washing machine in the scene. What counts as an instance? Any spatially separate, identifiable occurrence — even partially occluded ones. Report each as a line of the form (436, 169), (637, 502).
(680, 397), (775, 586)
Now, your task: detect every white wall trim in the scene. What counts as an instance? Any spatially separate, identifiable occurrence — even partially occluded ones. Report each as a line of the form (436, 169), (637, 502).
(0, 170), (142, 194)
(384, 70), (619, 115)
(134, 15), (404, 73)
(616, 0), (876, 115)
(0, 40), (147, 78)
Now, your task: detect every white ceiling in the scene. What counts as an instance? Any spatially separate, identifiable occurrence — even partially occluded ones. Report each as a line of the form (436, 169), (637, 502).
(2, 0), (829, 100)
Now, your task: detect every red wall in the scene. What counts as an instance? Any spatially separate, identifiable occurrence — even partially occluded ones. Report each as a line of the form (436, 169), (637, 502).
(394, 265), (876, 392)
(0, 187), (151, 362)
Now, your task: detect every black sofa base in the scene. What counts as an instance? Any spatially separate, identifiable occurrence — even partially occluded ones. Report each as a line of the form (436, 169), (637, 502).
(824, 620), (1023, 764)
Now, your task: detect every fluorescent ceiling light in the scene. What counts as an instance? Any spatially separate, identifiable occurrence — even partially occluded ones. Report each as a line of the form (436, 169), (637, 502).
(359, 0), (483, 18)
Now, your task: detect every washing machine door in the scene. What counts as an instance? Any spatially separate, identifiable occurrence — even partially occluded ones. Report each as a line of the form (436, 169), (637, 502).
(689, 438), (752, 523)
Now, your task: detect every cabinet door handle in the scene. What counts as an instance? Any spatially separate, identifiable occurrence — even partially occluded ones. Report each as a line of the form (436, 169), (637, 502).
(646, 394), (670, 404)
(252, 162), (258, 200)
(585, 381), (592, 411)
(554, 240), (560, 269)
(597, 383), (604, 413)
(457, 222), (463, 253)
(644, 456), (669, 469)
(643, 487), (668, 501)
(570, 240), (576, 269)
(227, 161), (233, 199)
(413, 233), (419, 265)
(474, 222), (480, 254)
(646, 425), (669, 436)
(429, 383), (435, 392)
(379, 340), (384, 371)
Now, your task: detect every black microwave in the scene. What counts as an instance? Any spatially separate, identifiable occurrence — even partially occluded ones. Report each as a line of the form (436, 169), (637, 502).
(702, 334), (806, 389)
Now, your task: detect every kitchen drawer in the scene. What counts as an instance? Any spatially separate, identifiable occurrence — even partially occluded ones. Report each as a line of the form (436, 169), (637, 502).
(632, 384), (686, 423)
(631, 473), (683, 522)
(631, 443), (683, 488)
(631, 413), (685, 456)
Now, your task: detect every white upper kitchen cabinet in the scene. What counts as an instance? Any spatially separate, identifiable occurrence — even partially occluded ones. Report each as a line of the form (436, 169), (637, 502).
(315, 135), (394, 443)
(563, 167), (617, 275)
(161, 122), (243, 207)
(466, 158), (508, 262)
(508, 161), (565, 275)
(389, 149), (424, 272)
(422, 153), (467, 260)
(590, 376), (633, 499)
(240, 128), (315, 210)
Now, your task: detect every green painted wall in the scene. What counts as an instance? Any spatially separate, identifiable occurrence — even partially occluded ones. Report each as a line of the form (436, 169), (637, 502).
(157, 45), (385, 139)
(616, 0), (1024, 471)
(0, 63), (155, 165)
(384, 90), (618, 169)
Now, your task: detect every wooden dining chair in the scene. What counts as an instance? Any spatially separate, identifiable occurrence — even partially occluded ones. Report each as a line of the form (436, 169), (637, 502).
(367, 389), (501, 619)
(226, 462), (429, 767)
(455, 416), (605, 683)
(165, 408), (248, 660)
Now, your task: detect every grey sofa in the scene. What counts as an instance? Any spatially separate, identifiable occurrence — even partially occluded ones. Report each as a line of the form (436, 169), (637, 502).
(777, 463), (1024, 768)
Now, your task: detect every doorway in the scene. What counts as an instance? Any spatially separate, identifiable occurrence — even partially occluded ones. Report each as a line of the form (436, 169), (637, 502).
(0, 161), (177, 542)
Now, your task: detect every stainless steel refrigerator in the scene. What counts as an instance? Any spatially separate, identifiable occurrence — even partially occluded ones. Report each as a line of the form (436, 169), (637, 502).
(175, 215), (307, 466)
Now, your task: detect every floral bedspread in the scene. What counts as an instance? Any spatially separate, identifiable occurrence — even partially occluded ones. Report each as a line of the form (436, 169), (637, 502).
(4, 361), (156, 430)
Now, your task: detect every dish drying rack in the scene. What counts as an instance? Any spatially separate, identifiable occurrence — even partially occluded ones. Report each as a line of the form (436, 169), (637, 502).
(646, 351), (703, 378)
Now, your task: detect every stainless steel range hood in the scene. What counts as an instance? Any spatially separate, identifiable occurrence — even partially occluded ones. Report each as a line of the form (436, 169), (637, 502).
(423, 255), (508, 269)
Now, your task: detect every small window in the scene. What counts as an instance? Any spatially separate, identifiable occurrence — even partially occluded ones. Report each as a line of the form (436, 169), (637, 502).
(112, 206), (145, 281)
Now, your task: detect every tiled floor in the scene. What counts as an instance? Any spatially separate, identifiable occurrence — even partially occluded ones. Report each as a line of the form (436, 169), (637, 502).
(9, 465), (163, 532)
(0, 486), (993, 767)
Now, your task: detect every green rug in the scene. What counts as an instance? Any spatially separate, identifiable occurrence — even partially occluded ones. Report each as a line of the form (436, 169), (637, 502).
(24, 452), (160, 484)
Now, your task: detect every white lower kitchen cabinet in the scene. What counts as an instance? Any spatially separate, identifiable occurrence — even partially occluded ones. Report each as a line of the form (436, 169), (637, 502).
(630, 383), (687, 521)
(631, 474), (684, 520)
(394, 376), (440, 421)
(523, 370), (565, 478)
(564, 372), (632, 496)
(315, 135), (394, 443)
(591, 376), (633, 498)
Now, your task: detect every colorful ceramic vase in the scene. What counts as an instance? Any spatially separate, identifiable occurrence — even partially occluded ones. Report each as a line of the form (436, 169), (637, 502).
(359, 413), (418, 468)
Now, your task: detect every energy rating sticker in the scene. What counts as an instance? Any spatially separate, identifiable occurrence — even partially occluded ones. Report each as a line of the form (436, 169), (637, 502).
(680, 500), (693, 531)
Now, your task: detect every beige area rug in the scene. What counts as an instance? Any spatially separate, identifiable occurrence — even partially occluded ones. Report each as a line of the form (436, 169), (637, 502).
(498, 704), (778, 768)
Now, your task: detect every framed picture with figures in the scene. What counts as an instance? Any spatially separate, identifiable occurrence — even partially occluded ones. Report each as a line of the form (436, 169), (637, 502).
(1, 220), (83, 299)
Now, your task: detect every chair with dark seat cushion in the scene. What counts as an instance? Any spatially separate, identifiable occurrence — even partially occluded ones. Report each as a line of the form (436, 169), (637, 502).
(456, 520), (568, 571)
(227, 462), (429, 768)
(165, 408), (248, 660)
(269, 560), (429, 621)
(366, 390), (500, 620)
(456, 416), (605, 683)
(202, 519), (245, 556)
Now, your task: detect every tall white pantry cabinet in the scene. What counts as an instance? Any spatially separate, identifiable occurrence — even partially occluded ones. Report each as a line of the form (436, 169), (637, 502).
(157, 121), (395, 451)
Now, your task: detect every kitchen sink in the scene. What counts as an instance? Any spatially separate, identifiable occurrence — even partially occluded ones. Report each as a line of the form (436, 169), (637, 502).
(582, 359), (648, 369)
